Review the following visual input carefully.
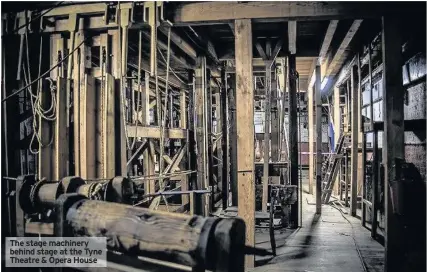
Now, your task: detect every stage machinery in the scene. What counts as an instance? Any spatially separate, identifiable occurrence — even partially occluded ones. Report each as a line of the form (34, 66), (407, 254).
(9, 175), (254, 272)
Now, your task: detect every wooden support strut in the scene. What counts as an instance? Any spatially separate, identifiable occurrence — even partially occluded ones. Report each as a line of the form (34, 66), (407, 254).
(262, 62), (272, 213)
(382, 16), (405, 272)
(350, 63), (359, 216)
(234, 19), (255, 269)
(315, 65), (322, 214)
(288, 54), (299, 226)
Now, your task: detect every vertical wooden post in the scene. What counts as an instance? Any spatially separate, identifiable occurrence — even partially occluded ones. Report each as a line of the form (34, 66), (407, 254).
(180, 87), (189, 205)
(206, 70), (214, 213)
(79, 74), (96, 179)
(195, 56), (208, 215)
(308, 83), (314, 195)
(221, 68), (229, 209)
(38, 82), (53, 180)
(143, 73), (155, 194)
(382, 16), (404, 272)
(214, 87), (224, 208)
(350, 64), (359, 217)
(288, 54), (299, 225)
(262, 63), (272, 212)
(333, 86), (341, 195)
(235, 19), (255, 268)
(54, 78), (68, 180)
(228, 76), (238, 206)
(271, 77), (279, 163)
(315, 65), (322, 214)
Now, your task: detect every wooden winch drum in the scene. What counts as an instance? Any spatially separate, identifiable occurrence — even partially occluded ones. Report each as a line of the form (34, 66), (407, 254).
(62, 198), (245, 271)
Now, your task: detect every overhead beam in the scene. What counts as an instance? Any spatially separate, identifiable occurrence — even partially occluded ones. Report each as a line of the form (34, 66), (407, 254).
(235, 18), (255, 269)
(325, 20), (363, 77)
(171, 2), (415, 25)
(318, 20), (339, 65)
(159, 26), (197, 59)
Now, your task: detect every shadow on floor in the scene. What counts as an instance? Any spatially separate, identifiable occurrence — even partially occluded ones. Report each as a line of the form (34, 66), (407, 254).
(255, 213), (321, 266)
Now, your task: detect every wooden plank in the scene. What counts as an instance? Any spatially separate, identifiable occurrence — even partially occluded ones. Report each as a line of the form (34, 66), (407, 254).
(288, 21), (297, 54)
(333, 86), (341, 195)
(288, 54), (299, 225)
(38, 81), (53, 180)
(228, 76), (238, 206)
(172, 2), (400, 24)
(159, 26), (197, 59)
(319, 20), (338, 64)
(350, 63), (359, 216)
(315, 65), (322, 214)
(195, 56), (208, 215)
(54, 77), (68, 180)
(80, 74), (96, 179)
(235, 19), (255, 268)
(382, 16), (405, 272)
(262, 63), (272, 212)
(308, 73), (314, 195)
(325, 20), (363, 77)
(206, 71), (214, 213)
(127, 126), (187, 139)
(221, 68), (229, 209)
(100, 73), (116, 178)
(271, 77), (279, 162)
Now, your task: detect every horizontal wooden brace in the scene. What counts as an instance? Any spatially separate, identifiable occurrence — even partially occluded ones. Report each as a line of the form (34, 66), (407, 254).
(127, 125), (188, 139)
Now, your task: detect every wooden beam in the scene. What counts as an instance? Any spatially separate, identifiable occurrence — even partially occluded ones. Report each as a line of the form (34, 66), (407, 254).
(382, 16), (405, 272)
(172, 2), (397, 25)
(350, 63), (359, 216)
(159, 26), (197, 59)
(288, 21), (297, 54)
(80, 74), (97, 179)
(315, 65), (322, 214)
(127, 126), (187, 139)
(288, 54), (299, 225)
(319, 20), (338, 65)
(195, 56), (208, 215)
(325, 20), (363, 77)
(308, 83), (314, 194)
(262, 62), (272, 213)
(54, 77), (68, 180)
(333, 86), (341, 195)
(38, 82), (53, 180)
(228, 77), (238, 206)
(101, 73), (116, 178)
(220, 68), (229, 209)
(235, 19), (255, 268)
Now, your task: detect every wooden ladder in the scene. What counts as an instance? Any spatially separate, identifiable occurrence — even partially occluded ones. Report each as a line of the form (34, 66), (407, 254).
(321, 134), (347, 204)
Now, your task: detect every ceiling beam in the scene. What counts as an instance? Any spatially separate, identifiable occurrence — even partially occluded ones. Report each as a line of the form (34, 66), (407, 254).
(288, 21), (297, 54)
(308, 20), (338, 88)
(158, 26), (197, 59)
(171, 2), (413, 25)
(325, 20), (363, 77)
(318, 20), (338, 65)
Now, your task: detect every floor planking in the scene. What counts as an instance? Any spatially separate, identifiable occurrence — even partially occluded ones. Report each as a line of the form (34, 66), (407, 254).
(251, 177), (384, 272)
